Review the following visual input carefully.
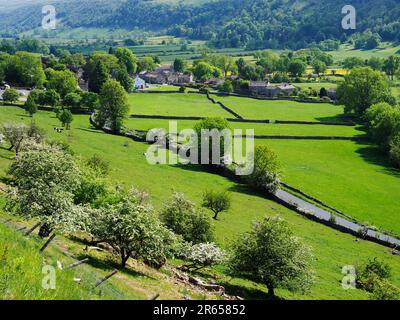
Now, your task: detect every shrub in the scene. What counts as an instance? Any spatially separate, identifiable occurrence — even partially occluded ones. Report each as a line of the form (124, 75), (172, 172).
(370, 279), (400, 300)
(160, 193), (214, 244)
(202, 190), (231, 220)
(85, 154), (110, 176)
(245, 145), (281, 193)
(181, 242), (226, 271)
(2, 88), (20, 104)
(357, 258), (392, 292)
(389, 134), (400, 168)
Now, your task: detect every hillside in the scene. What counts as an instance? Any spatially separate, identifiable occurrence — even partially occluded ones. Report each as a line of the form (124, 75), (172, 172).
(0, 0), (399, 49)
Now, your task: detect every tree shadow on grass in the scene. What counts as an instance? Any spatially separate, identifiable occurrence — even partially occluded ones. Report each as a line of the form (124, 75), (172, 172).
(355, 141), (400, 178)
(74, 252), (156, 280)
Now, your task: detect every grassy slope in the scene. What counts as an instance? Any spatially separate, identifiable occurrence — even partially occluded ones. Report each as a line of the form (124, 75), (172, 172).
(1, 105), (400, 300)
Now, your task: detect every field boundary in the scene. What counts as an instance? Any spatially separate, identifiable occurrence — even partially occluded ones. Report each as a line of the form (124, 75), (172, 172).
(129, 114), (355, 126)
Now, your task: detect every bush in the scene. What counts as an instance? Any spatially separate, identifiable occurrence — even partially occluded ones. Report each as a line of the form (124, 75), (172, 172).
(357, 258), (392, 292)
(181, 242), (226, 271)
(245, 145), (281, 193)
(370, 279), (400, 300)
(389, 134), (400, 168)
(2, 88), (20, 104)
(160, 193), (214, 244)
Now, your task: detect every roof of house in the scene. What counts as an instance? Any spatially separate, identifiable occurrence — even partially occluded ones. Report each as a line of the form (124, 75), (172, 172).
(277, 83), (295, 90)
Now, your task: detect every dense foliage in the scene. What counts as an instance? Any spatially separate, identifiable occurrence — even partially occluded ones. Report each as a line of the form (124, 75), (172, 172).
(1, 0), (399, 49)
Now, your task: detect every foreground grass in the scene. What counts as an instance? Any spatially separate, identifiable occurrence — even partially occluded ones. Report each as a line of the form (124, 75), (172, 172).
(0, 221), (123, 300)
(1, 106), (400, 299)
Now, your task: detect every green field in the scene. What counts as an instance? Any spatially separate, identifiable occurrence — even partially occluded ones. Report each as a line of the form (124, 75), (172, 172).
(128, 93), (231, 117)
(210, 94), (348, 122)
(254, 139), (400, 234)
(1, 105), (400, 299)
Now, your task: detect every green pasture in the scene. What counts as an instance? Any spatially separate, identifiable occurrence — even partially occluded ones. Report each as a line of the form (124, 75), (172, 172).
(210, 94), (348, 122)
(1, 105), (400, 299)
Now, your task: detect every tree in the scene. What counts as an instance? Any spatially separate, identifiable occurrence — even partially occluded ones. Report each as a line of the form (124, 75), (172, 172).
(288, 59), (306, 77)
(319, 87), (328, 98)
(2, 88), (19, 104)
(337, 67), (395, 116)
(0, 122), (44, 155)
(63, 92), (82, 110)
(384, 56), (400, 80)
(219, 80), (234, 93)
(389, 134), (400, 168)
(116, 67), (134, 93)
(98, 79), (129, 133)
(245, 145), (281, 194)
(114, 47), (137, 74)
(7, 143), (79, 236)
(343, 57), (365, 69)
(160, 193), (214, 244)
(46, 69), (78, 97)
(87, 60), (109, 93)
(83, 191), (177, 267)
(4, 52), (45, 87)
(202, 190), (231, 220)
(173, 58), (187, 73)
(365, 102), (400, 150)
(193, 117), (231, 166)
(193, 62), (219, 82)
(25, 95), (38, 117)
(80, 91), (100, 112)
(312, 60), (327, 77)
(58, 109), (74, 129)
(41, 89), (61, 106)
(229, 216), (314, 297)
(181, 242), (226, 271)
(137, 56), (156, 73)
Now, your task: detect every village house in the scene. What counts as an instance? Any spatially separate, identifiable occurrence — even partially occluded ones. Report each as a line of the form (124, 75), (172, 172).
(249, 81), (296, 97)
(204, 77), (224, 87)
(277, 83), (296, 96)
(139, 66), (194, 85)
(134, 76), (146, 90)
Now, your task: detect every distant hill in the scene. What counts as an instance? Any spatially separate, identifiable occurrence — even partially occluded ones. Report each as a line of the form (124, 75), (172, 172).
(0, 0), (399, 49)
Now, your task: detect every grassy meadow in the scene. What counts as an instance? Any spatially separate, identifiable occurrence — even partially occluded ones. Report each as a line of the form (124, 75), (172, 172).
(1, 104), (400, 299)
(209, 94), (349, 122)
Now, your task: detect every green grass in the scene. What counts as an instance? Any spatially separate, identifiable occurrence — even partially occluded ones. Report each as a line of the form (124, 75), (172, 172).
(294, 82), (338, 91)
(252, 139), (400, 234)
(1, 105), (400, 299)
(128, 92), (231, 117)
(0, 222), (124, 300)
(329, 43), (400, 63)
(210, 94), (348, 122)
(125, 117), (364, 137)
